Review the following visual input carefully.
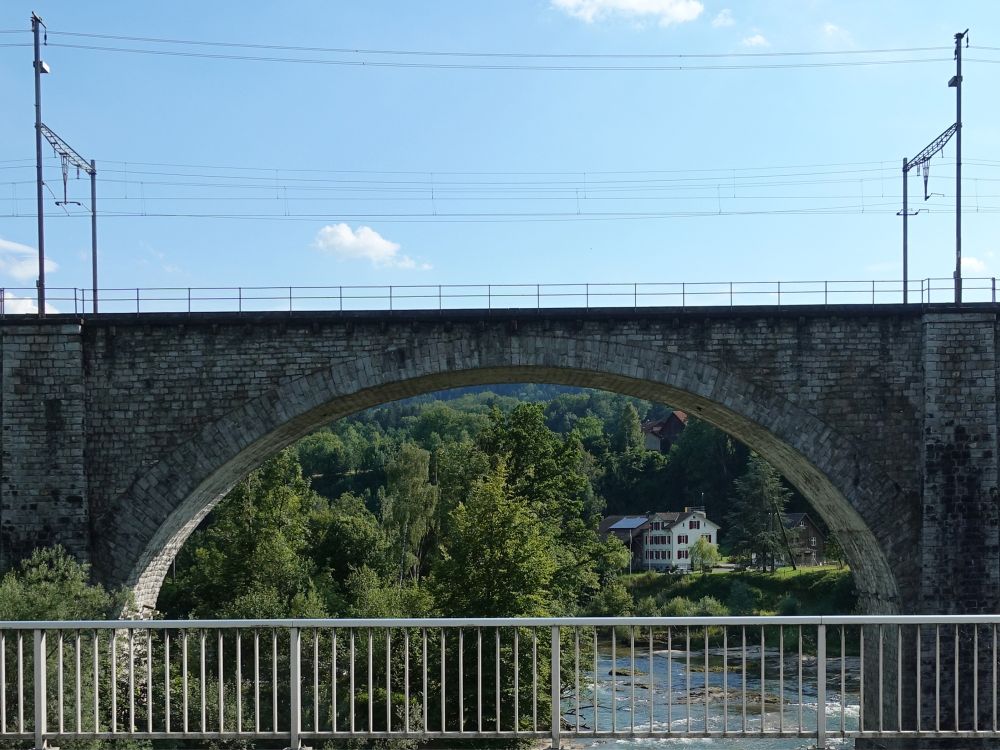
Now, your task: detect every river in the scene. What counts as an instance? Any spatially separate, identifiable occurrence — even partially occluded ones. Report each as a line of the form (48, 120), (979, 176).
(563, 644), (860, 750)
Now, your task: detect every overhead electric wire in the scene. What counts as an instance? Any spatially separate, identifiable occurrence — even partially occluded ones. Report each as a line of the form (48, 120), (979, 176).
(42, 42), (957, 70)
(47, 31), (952, 59)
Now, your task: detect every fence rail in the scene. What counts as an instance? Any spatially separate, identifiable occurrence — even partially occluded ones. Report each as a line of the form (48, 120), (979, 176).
(1, 278), (997, 316)
(2, 615), (999, 748)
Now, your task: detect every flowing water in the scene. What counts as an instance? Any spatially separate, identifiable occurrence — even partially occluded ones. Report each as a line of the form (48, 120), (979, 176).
(563, 645), (861, 750)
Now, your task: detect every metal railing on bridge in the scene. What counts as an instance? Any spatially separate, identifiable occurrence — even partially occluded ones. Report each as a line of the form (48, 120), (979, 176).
(2, 615), (999, 748)
(1, 277), (997, 316)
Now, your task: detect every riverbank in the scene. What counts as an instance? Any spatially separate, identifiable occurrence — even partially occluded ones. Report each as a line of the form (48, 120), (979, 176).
(623, 565), (855, 616)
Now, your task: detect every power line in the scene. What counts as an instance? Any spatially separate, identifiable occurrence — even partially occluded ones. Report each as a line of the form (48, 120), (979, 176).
(44, 42), (957, 71)
(47, 31), (952, 60)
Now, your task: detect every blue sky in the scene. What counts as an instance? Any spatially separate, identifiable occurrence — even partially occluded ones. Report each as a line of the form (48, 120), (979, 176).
(0, 1), (998, 312)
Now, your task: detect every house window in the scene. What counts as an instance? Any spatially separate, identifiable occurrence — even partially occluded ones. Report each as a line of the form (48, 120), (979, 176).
(652, 522), (660, 530)
(810, 537), (817, 547)
(702, 534), (712, 543)
(689, 520), (700, 529)
(666, 536), (671, 545)
(666, 550), (671, 559)
(677, 550), (688, 559)
(677, 535), (688, 545)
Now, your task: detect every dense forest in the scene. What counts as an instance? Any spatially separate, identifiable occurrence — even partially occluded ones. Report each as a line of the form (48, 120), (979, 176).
(154, 385), (850, 621)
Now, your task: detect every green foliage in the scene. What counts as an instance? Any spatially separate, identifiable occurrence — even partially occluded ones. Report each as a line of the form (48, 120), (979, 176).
(314, 492), (392, 582)
(380, 442), (438, 581)
(662, 419), (749, 521)
(778, 594), (801, 615)
(0, 546), (127, 620)
(433, 462), (557, 616)
(689, 537), (722, 574)
(586, 579), (633, 616)
(726, 580), (758, 615)
(159, 448), (324, 618)
(725, 453), (791, 571)
(611, 402), (644, 453)
(625, 566), (856, 616)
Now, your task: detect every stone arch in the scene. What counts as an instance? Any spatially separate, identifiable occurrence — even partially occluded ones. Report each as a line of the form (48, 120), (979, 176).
(110, 333), (913, 613)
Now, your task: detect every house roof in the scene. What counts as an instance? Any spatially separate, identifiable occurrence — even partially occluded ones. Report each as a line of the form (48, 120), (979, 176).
(609, 516), (650, 531)
(783, 513), (817, 530)
(641, 411), (689, 439)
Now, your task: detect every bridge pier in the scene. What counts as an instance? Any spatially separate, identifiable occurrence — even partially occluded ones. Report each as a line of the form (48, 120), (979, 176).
(0, 324), (89, 571)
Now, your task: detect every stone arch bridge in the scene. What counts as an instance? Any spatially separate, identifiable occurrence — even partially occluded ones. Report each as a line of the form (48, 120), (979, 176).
(0, 305), (996, 617)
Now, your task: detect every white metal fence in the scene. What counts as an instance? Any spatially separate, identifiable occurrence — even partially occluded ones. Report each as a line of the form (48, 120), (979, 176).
(2, 615), (999, 748)
(1, 277), (998, 316)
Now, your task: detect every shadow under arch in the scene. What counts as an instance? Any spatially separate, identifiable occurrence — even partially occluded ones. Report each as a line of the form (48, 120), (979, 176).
(111, 334), (912, 614)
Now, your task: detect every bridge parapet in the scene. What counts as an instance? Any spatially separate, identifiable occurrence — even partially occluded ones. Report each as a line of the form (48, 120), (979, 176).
(2, 615), (998, 749)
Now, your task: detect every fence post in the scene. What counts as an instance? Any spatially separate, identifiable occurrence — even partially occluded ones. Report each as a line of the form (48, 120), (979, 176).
(777, 281), (781, 306)
(824, 280), (828, 306)
(238, 287), (242, 313)
(585, 283), (589, 309)
(289, 287), (293, 313)
(816, 624), (827, 749)
(187, 288), (191, 314)
(550, 626), (560, 749)
(136, 288), (140, 315)
(633, 283), (637, 310)
(729, 281), (733, 309)
(537, 285), (540, 310)
(34, 630), (46, 750)
(993, 277), (996, 304)
(289, 628), (301, 749)
(438, 285), (442, 311)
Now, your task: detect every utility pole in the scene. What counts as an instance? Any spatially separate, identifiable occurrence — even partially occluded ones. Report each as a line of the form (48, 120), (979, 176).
(900, 124), (956, 303)
(91, 160), (98, 312)
(32, 12), (47, 316)
(899, 29), (967, 305)
(31, 10), (101, 315)
(40, 126), (98, 313)
(950, 30), (968, 304)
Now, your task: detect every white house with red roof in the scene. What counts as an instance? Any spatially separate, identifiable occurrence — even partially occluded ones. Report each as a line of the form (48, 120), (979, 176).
(641, 506), (720, 572)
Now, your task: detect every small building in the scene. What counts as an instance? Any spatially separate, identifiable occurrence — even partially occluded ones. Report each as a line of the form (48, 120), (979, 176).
(641, 411), (688, 453)
(783, 513), (826, 567)
(599, 515), (650, 572)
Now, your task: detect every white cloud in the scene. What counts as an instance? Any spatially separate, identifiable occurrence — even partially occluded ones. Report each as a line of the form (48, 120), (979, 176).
(314, 224), (430, 270)
(551, 0), (703, 26)
(0, 237), (58, 282)
(741, 33), (769, 47)
(962, 256), (987, 274)
(711, 8), (734, 27)
(823, 21), (853, 45)
(2, 291), (58, 315)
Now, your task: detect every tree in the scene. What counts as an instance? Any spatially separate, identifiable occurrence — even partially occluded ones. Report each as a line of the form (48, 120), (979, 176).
(611, 402), (644, 453)
(159, 448), (324, 618)
(825, 533), (846, 568)
(724, 454), (791, 571)
(432, 463), (557, 616)
(379, 442), (439, 581)
(296, 430), (350, 500)
(0, 546), (127, 620)
(689, 537), (721, 574)
(313, 492), (392, 583)
(662, 418), (749, 521)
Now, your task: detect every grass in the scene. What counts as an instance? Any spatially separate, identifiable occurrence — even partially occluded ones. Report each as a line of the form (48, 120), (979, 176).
(623, 564), (856, 615)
